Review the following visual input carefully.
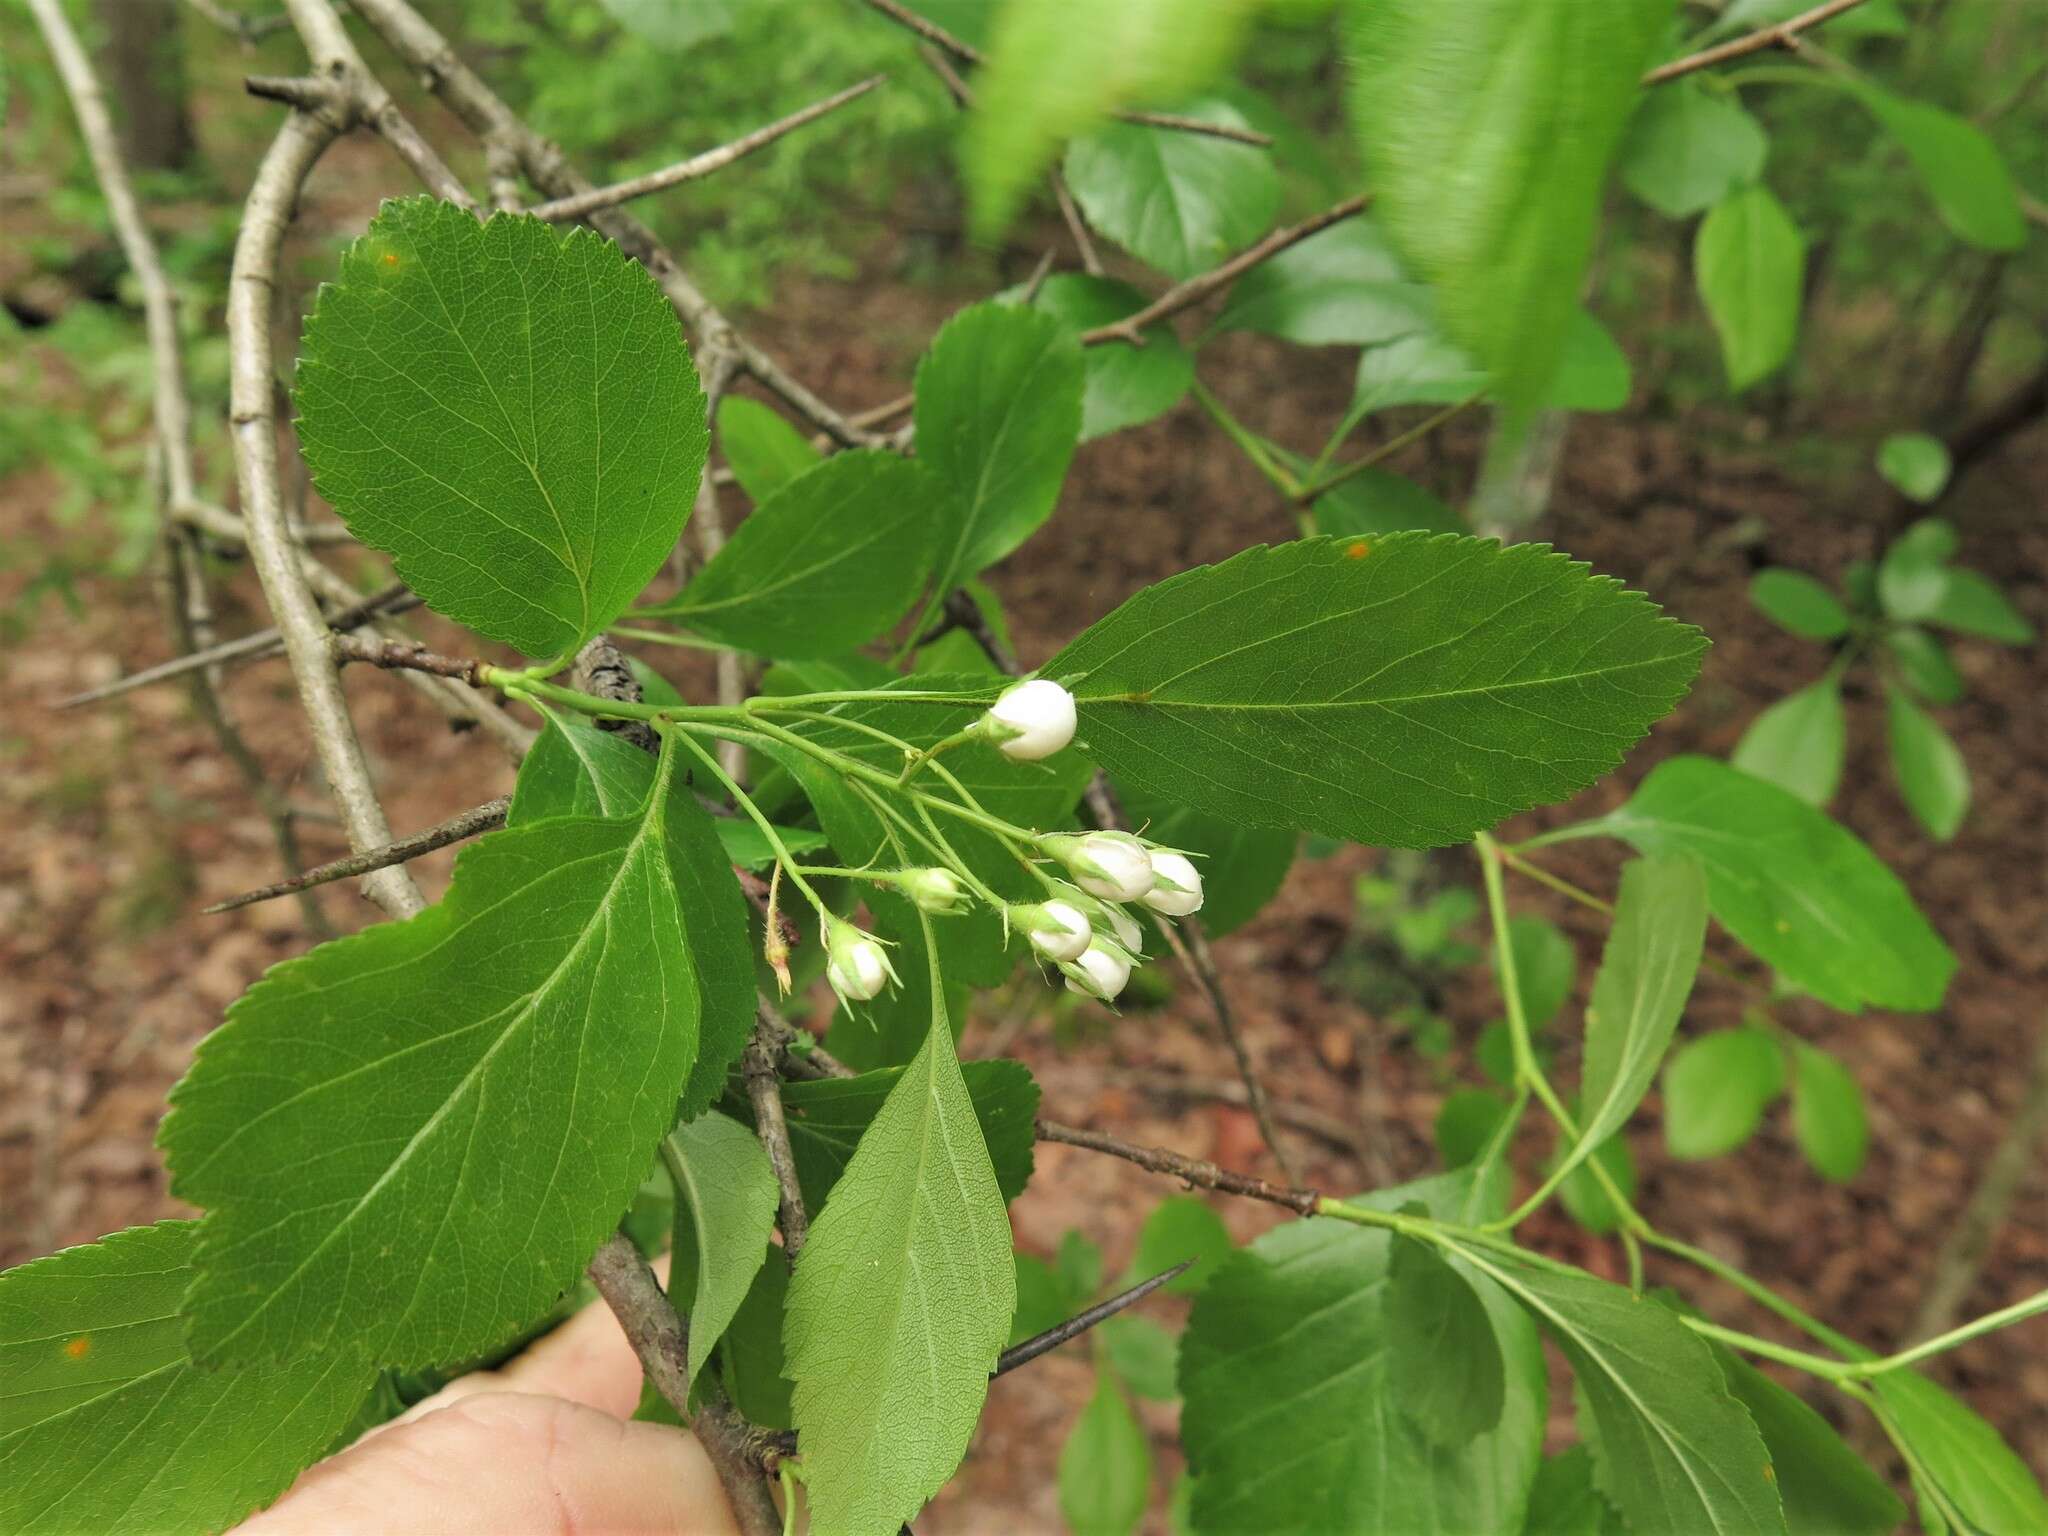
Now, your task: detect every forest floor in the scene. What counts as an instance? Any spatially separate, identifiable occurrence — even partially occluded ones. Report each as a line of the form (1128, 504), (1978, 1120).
(2, 143), (2045, 1532)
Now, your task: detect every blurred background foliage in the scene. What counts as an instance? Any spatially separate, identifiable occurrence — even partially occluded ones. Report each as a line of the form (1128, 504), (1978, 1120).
(0, 0), (2041, 568)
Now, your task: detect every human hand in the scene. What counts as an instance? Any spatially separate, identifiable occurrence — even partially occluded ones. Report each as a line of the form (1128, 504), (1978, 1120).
(238, 1282), (742, 1536)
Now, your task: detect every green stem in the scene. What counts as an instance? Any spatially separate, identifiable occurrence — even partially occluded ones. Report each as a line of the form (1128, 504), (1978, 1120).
(665, 726), (828, 916)
(1295, 396), (1480, 506)
(1848, 1286), (2048, 1379)
(1641, 1230), (1860, 1356)
(1190, 377), (1300, 498)
(1684, 1319), (1855, 1379)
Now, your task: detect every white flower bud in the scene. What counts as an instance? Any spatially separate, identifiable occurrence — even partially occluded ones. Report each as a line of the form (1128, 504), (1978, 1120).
(982, 679), (1076, 761)
(895, 867), (968, 915)
(824, 917), (897, 1004)
(1063, 942), (1133, 1002)
(1143, 851), (1205, 917)
(1017, 900), (1091, 962)
(1044, 831), (1154, 903)
(1103, 903), (1145, 955)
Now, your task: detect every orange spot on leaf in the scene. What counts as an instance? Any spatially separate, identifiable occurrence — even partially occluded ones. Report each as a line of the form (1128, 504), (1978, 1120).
(64, 1336), (91, 1360)
(381, 251), (400, 267)
(1345, 540), (1372, 560)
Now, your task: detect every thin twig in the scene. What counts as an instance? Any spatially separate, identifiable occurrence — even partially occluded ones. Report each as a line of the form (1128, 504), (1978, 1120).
(857, 0), (1270, 144)
(1643, 0), (1875, 84)
(205, 797), (510, 913)
(745, 1008), (811, 1258)
(994, 1262), (1193, 1376)
(1080, 192), (1372, 346)
(1036, 1119), (1319, 1217)
(1051, 169), (1104, 277)
(330, 632), (489, 685)
(585, 1233), (783, 1536)
(528, 77), (887, 223)
(56, 583), (416, 709)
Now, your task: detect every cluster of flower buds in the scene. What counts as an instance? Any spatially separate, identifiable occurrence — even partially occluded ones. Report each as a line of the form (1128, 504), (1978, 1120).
(1010, 832), (1205, 1006)
(800, 674), (1208, 1014)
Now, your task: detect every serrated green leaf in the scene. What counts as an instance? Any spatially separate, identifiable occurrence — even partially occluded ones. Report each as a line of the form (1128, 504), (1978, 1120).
(1621, 80), (1768, 219)
(1127, 1196), (1233, 1295)
(1878, 432), (1952, 503)
(1712, 1345), (1903, 1536)
(1926, 569), (2034, 645)
(1697, 184), (1805, 391)
(1587, 755), (1955, 1012)
(916, 302), (1084, 605)
(1887, 685), (1970, 841)
(1749, 568), (1849, 640)
(1059, 1371), (1153, 1536)
(296, 198), (706, 661)
(642, 450), (944, 656)
(1101, 1314), (1180, 1400)
(1437, 1088), (1511, 1167)
(784, 977), (1015, 1535)
(1852, 87), (2025, 252)
(1522, 1446), (1629, 1535)
(1874, 1371), (2048, 1535)
(1548, 310), (1634, 414)
(1387, 1231), (1506, 1445)
(1344, 0), (1668, 412)
(509, 707), (660, 825)
(1065, 99), (1279, 280)
(1733, 678), (1847, 806)
(161, 736), (745, 1367)
(1212, 218), (1430, 346)
(1791, 1044), (1869, 1183)
(1307, 464), (1465, 539)
(962, 0), (1253, 240)
(1180, 1171), (1543, 1534)
(1567, 854), (1707, 1187)
(1449, 1252), (1787, 1535)
(0, 1222), (375, 1535)
(1350, 329), (1490, 416)
(663, 1112), (778, 1387)
(1504, 914), (1579, 1031)
(1888, 628), (1965, 705)
(718, 395), (820, 503)
(1001, 273), (1193, 440)
(1049, 534), (1705, 849)
(1556, 1123), (1638, 1236)
(765, 1058), (1041, 1213)
(720, 1246), (792, 1431)
(1663, 1026), (1784, 1160)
